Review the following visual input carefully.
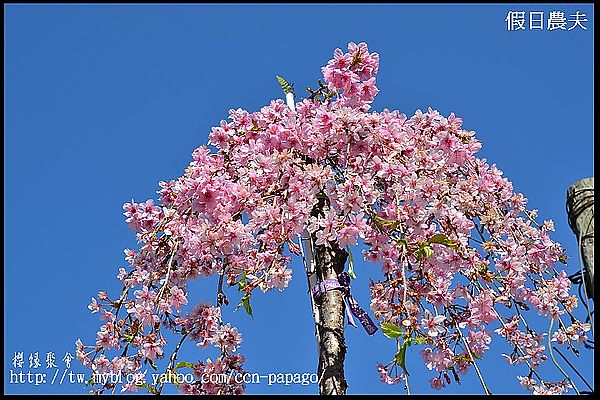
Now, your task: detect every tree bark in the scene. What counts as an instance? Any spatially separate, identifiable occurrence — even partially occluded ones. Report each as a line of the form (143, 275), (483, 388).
(314, 238), (348, 394)
(566, 177), (594, 299)
(308, 198), (349, 395)
(289, 91), (348, 393)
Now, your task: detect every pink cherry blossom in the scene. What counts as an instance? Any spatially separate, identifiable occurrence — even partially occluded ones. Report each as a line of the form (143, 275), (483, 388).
(140, 341), (163, 361)
(267, 265), (293, 291)
(88, 297), (99, 313)
(376, 363), (403, 385)
(169, 286), (188, 310)
(421, 310), (446, 337)
(430, 376), (446, 390)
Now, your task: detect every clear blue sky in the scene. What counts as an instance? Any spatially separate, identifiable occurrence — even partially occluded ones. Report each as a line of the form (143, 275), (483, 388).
(5, 4), (594, 395)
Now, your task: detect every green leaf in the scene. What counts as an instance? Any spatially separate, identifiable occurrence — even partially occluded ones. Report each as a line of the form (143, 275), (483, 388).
(383, 220), (399, 230)
(381, 322), (403, 339)
(235, 293), (254, 318)
(558, 255), (569, 266)
(428, 233), (459, 250)
(346, 246), (357, 279)
(428, 233), (449, 244)
(175, 361), (195, 370)
(276, 75), (294, 94)
(121, 333), (133, 343)
(237, 271), (247, 292)
(412, 336), (428, 345)
(394, 340), (411, 376)
(395, 238), (408, 247)
(373, 215), (400, 230)
(135, 382), (158, 394)
(250, 120), (261, 131)
(416, 244), (434, 260)
(242, 294), (253, 317)
(455, 354), (471, 364)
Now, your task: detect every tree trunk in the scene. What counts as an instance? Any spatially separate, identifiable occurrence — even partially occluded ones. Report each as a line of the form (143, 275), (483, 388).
(314, 237), (348, 394)
(566, 177), (594, 299)
(306, 198), (349, 395)
(289, 91), (348, 394)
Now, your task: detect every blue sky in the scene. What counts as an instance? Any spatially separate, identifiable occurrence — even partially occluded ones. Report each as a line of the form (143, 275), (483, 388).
(4, 4), (594, 395)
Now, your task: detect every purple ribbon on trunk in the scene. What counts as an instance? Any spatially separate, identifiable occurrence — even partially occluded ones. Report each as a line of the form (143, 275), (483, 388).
(312, 272), (378, 336)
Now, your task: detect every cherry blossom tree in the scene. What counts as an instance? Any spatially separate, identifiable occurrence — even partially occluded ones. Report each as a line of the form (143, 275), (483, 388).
(77, 42), (591, 395)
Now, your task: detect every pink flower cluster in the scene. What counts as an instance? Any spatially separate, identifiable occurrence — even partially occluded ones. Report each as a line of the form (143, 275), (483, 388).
(78, 42), (585, 394)
(518, 376), (572, 395)
(321, 42), (380, 110)
(179, 355), (246, 395)
(123, 199), (162, 232)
